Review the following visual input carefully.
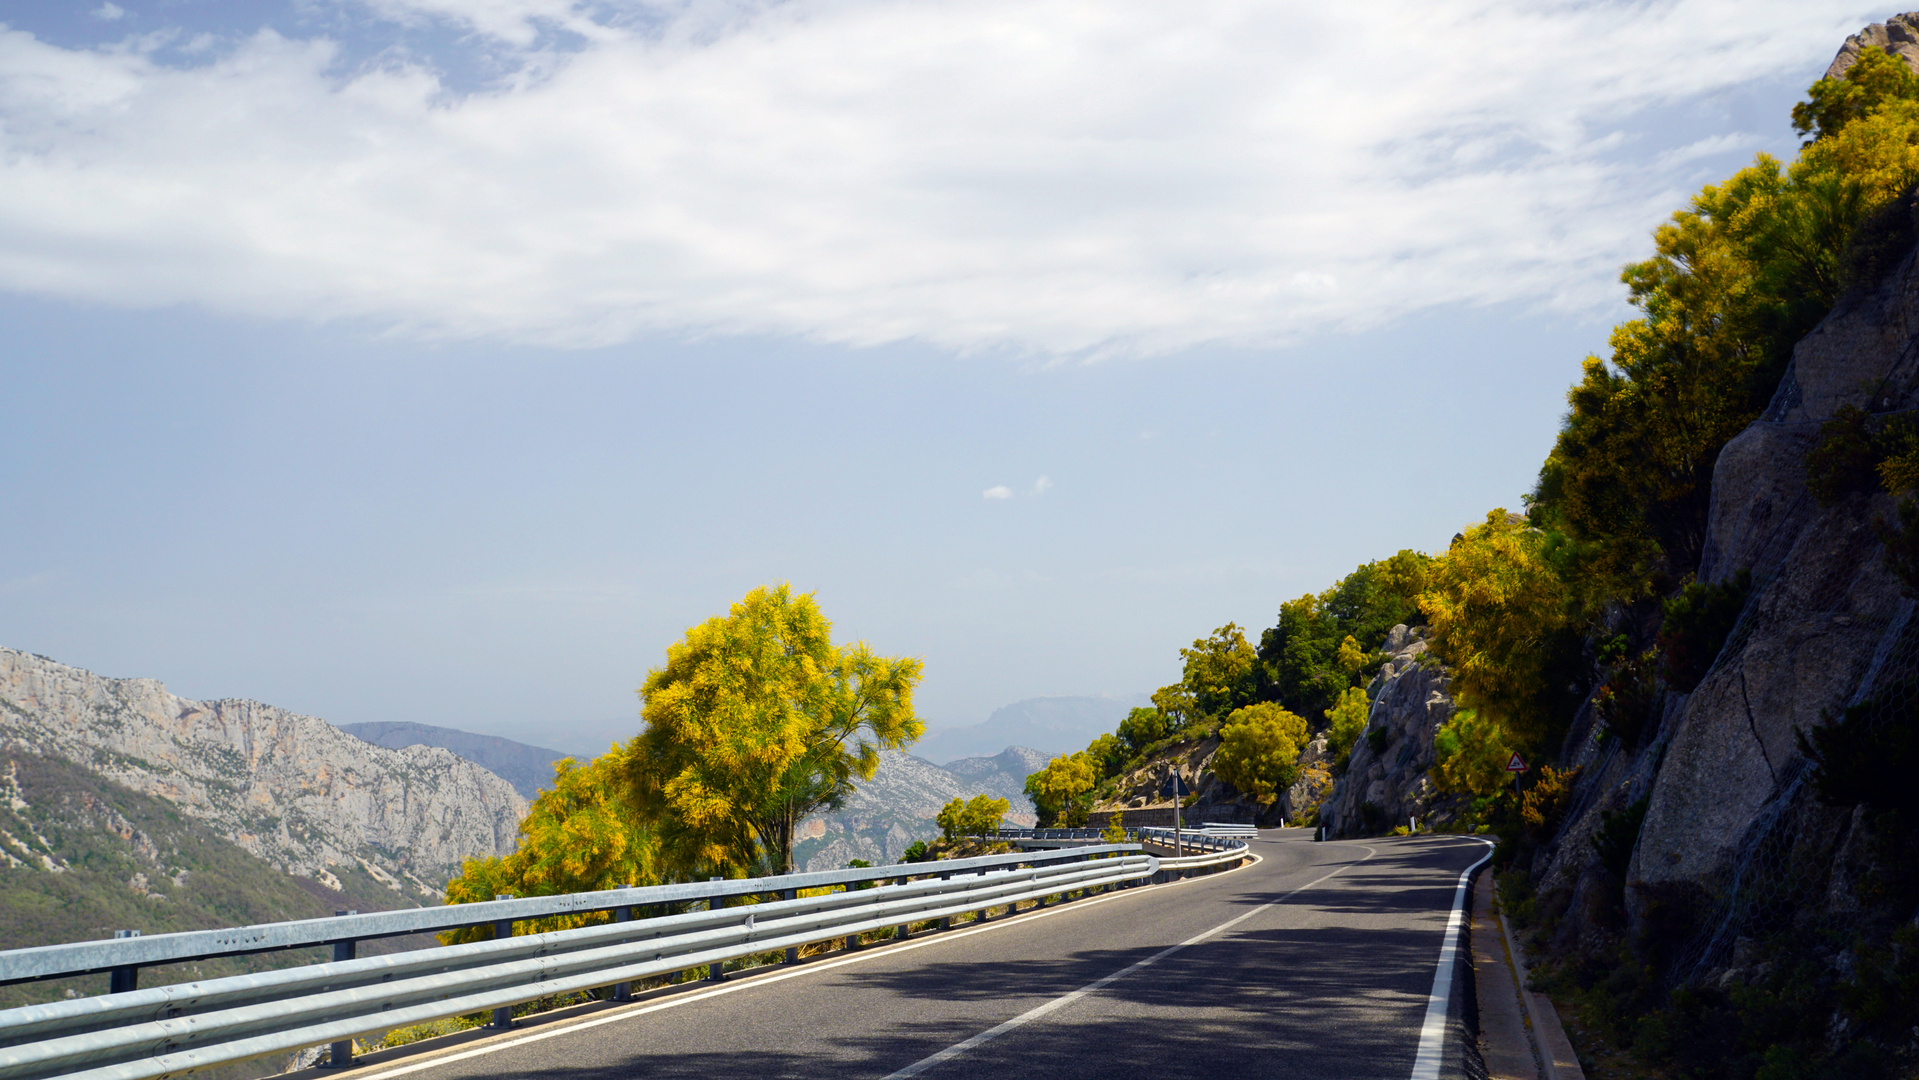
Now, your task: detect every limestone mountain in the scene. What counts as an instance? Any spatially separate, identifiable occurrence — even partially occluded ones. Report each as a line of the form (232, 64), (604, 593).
(0, 749), (432, 1009)
(339, 721), (570, 799)
(793, 747), (1045, 871)
(0, 648), (527, 901)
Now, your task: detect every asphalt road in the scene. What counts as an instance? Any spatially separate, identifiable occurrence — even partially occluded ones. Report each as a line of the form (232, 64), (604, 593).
(354, 832), (1490, 1080)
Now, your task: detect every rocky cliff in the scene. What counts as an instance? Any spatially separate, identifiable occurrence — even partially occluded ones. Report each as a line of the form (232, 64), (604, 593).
(1319, 625), (1466, 835)
(1526, 117), (1919, 980)
(339, 721), (570, 799)
(0, 649), (527, 900)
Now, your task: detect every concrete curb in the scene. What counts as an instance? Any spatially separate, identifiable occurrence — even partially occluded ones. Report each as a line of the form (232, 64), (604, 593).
(1493, 882), (1586, 1080)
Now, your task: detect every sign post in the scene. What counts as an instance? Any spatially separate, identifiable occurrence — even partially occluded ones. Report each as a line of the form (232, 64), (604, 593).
(1506, 752), (1529, 802)
(1160, 774), (1192, 857)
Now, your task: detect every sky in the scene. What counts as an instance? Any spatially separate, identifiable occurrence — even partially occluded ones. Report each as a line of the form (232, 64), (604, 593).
(0, 0), (1880, 757)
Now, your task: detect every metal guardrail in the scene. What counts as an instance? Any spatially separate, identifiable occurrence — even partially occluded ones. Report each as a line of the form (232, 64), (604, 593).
(986, 827), (1253, 877)
(0, 847), (1150, 1080)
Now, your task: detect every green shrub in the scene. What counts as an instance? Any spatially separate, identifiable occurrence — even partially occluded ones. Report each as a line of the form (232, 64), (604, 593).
(1591, 797), (1649, 913)
(1799, 679), (1919, 816)
(1872, 497), (1919, 598)
(1658, 570), (1750, 692)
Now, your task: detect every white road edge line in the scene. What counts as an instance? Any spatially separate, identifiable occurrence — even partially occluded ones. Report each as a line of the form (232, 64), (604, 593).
(878, 844), (1379, 1080)
(1408, 838), (1496, 1080)
(348, 847), (1264, 1080)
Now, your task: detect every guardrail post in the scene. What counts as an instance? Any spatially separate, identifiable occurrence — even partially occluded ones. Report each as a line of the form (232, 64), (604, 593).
(938, 871), (952, 930)
(707, 880), (726, 981)
(782, 888), (799, 963)
(491, 897), (515, 1029)
(892, 877), (912, 941)
(324, 911), (359, 1067)
(108, 930), (140, 994)
(613, 897), (634, 1001)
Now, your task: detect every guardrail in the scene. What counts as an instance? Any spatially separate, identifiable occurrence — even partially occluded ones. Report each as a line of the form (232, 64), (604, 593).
(0, 846), (1151, 1080)
(986, 828), (1252, 879)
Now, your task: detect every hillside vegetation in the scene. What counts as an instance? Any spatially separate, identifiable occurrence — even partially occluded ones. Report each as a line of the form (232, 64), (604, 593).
(0, 751), (426, 1010)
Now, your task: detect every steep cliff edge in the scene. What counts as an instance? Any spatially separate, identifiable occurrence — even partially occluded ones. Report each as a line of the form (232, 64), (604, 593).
(1529, 160), (1919, 982)
(0, 649), (527, 899)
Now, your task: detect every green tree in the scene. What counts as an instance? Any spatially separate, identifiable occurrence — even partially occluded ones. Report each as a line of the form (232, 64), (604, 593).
(1210, 702), (1308, 805)
(1117, 706), (1170, 754)
(1323, 686), (1370, 764)
(627, 584), (924, 875)
(1025, 753), (1097, 827)
(1101, 811), (1127, 843)
(1418, 510), (1583, 755)
(1082, 732), (1128, 779)
(936, 794), (1011, 840)
(1431, 707), (1518, 797)
(1257, 554), (1428, 721)
(1792, 46), (1919, 144)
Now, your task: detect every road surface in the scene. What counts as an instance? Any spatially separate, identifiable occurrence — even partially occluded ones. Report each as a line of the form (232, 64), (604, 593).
(351, 832), (1490, 1080)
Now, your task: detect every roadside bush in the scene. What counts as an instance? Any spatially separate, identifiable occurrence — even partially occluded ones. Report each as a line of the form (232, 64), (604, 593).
(1658, 570), (1750, 692)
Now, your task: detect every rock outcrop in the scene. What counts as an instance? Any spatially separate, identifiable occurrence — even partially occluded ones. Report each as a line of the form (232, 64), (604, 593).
(0, 649), (527, 898)
(1321, 625), (1467, 834)
(1528, 124), (1919, 969)
(1824, 12), (1919, 79)
(339, 721), (570, 799)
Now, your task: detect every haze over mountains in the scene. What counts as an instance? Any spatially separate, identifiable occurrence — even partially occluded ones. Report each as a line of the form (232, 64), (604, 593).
(0, 644), (1095, 946)
(910, 695), (1149, 763)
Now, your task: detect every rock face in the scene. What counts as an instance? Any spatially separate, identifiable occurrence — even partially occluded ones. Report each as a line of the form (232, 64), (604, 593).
(1322, 625), (1466, 835)
(339, 721), (570, 799)
(794, 747), (1043, 871)
(0, 649), (527, 899)
(1608, 247), (1919, 921)
(1824, 12), (1919, 79)
(1523, 156), (1919, 970)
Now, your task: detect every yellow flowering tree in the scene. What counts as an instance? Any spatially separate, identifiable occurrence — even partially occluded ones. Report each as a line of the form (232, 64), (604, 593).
(627, 584), (924, 875)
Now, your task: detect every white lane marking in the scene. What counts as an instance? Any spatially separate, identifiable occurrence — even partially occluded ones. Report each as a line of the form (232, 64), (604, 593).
(879, 845), (1379, 1079)
(348, 848), (1267, 1080)
(1408, 838), (1496, 1080)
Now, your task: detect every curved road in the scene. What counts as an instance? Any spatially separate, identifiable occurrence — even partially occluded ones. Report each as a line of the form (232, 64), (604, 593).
(351, 832), (1489, 1080)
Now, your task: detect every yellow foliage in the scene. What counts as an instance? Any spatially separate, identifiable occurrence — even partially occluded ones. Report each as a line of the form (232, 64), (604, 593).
(1025, 753), (1097, 827)
(1323, 685), (1370, 762)
(1211, 702), (1308, 805)
(1431, 707), (1517, 797)
(1418, 510), (1572, 749)
(628, 583), (924, 875)
(441, 746), (657, 942)
(936, 794), (1011, 840)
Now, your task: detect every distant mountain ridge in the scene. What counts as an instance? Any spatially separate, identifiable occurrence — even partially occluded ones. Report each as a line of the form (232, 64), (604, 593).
(913, 695), (1147, 763)
(339, 721), (569, 799)
(794, 745), (1048, 870)
(0, 648), (527, 901)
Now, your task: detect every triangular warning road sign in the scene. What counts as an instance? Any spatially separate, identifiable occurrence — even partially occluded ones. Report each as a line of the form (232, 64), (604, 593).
(1506, 753), (1529, 773)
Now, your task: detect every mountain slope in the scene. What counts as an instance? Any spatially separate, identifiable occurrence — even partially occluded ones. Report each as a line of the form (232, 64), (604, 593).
(914, 695), (1147, 762)
(0, 648), (527, 899)
(794, 747), (1045, 870)
(339, 721), (569, 799)
(0, 749), (431, 1009)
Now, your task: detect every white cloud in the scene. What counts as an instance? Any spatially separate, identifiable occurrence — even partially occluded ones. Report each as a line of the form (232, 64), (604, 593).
(91, 3), (127, 20)
(1030, 475), (1052, 496)
(0, 1), (1876, 354)
(982, 485), (1013, 500)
